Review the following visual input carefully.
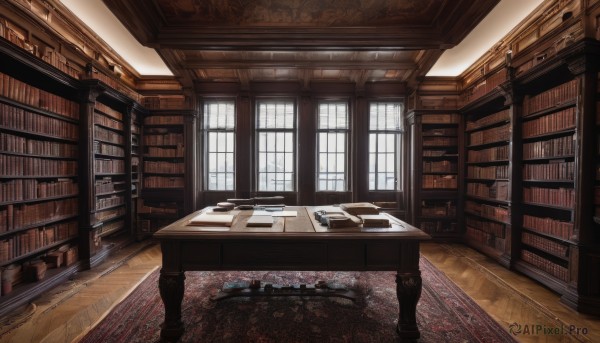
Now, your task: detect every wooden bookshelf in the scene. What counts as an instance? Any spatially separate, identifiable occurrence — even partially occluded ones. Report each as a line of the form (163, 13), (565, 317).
(407, 110), (462, 240)
(79, 79), (141, 268)
(138, 111), (187, 238)
(463, 102), (513, 267)
(0, 41), (81, 316)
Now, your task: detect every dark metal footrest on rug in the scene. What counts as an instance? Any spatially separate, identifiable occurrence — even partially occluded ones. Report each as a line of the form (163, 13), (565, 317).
(213, 280), (356, 301)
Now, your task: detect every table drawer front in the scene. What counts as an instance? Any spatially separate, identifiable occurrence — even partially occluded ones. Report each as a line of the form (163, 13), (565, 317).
(222, 242), (327, 268)
(366, 242), (400, 268)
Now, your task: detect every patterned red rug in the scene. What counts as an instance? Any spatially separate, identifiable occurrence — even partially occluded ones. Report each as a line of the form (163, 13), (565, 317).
(80, 258), (515, 342)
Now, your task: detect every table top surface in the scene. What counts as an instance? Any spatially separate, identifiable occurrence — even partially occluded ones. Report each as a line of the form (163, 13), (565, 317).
(154, 206), (430, 241)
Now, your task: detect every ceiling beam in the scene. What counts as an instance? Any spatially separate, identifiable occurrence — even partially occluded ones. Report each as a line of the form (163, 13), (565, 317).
(183, 60), (417, 70)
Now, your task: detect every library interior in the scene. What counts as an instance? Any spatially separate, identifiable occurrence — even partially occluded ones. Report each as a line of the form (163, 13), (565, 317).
(1, 0), (600, 342)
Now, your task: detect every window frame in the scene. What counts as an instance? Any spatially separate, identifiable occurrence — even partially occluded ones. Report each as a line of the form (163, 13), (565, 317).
(202, 99), (236, 191)
(316, 100), (351, 192)
(254, 98), (297, 192)
(367, 101), (404, 192)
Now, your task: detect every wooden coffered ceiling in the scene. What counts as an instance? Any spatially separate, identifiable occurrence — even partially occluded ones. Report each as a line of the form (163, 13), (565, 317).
(101, 0), (500, 90)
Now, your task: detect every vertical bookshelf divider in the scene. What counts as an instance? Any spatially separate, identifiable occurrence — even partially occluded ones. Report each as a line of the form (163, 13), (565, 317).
(128, 106), (143, 240)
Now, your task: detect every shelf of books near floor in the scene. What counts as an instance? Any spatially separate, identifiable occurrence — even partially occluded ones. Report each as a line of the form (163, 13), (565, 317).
(408, 110), (462, 240)
(138, 110), (187, 239)
(0, 39), (81, 315)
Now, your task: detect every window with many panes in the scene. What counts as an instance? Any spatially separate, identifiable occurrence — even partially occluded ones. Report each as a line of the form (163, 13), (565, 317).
(368, 102), (403, 190)
(317, 102), (349, 191)
(204, 101), (235, 190)
(256, 100), (296, 191)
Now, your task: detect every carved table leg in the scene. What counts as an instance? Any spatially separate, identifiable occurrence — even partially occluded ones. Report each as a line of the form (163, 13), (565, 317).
(396, 271), (422, 340)
(159, 270), (185, 342)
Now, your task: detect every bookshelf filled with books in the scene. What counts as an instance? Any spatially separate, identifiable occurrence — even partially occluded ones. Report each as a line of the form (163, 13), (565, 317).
(516, 79), (577, 286)
(504, 39), (600, 314)
(462, 90), (513, 265)
(79, 79), (141, 268)
(138, 110), (194, 238)
(0, 41), (81, 315)
(407, 110), (462, 240)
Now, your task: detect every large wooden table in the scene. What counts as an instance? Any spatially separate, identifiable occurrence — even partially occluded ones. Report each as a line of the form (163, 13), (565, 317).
(154, 206), (430, 341)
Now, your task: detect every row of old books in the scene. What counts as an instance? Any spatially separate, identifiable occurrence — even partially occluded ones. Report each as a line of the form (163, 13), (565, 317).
(0, 179), (77, 204)
(422, 160), (457, 173)
(94, 206), (126, 223)
(521, 250), (568, 281)
(422, 175), (457, 189)
(142, 96), (187, 110)
(0, 17), (82, 80)
(422, 136), (458, 146)
(144, 115), (184, 125)
(421, 200), (456, 217)
(0, 198), (78, 232)
(143, 161), (185, 174)
(523, 214), (574, 241)
(94, 177), (125, 195)
(95, 220), (125, 237)
(94, 112), (123, 131)
(467, 145), (509, 163)
(94, 159), (125, 174)
(0, 103), (78, 140)
(0, 72), (79, 119)
(0, 132), (77, 158)
(469, 123), (510, 146)
(466, 216), (505, 238)
(96, 195), (125, 211)
(523, 79), (578, 115)
(0, 155), (77, 176)
(420, 113), (460, 124)
(467, 181), (509, 201)
(466, 109), (510, 131)
(423, 149), (456, 157)
(523, 135), (574, 159)
(523, 186), (575, 208)
(466, 226), (506, 251)
(146, 146), (185, 158)
(95, 103), (123, 121)
(143, 133), (184, 146)
(522, 232), (568, 257)
(137, 200), (180, 216)
(143, 176), (185, 188)
(1, 244), (78, 297)
(422, 127), (458, 136)
(84, 66), (142, 103)
(0, 221), (78, 263)
(465, 200), (510, 223)
(522, 107), (576, 137)
(93, 141), (124, 157)
(94, 126), (124, 145)
(523, 160), (574, 180)
(467, 165), (509, 179)
(467, 69), (507, 103)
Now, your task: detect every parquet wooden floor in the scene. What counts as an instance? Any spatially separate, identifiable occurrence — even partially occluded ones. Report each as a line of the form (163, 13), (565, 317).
(0, 241), (598, 343)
